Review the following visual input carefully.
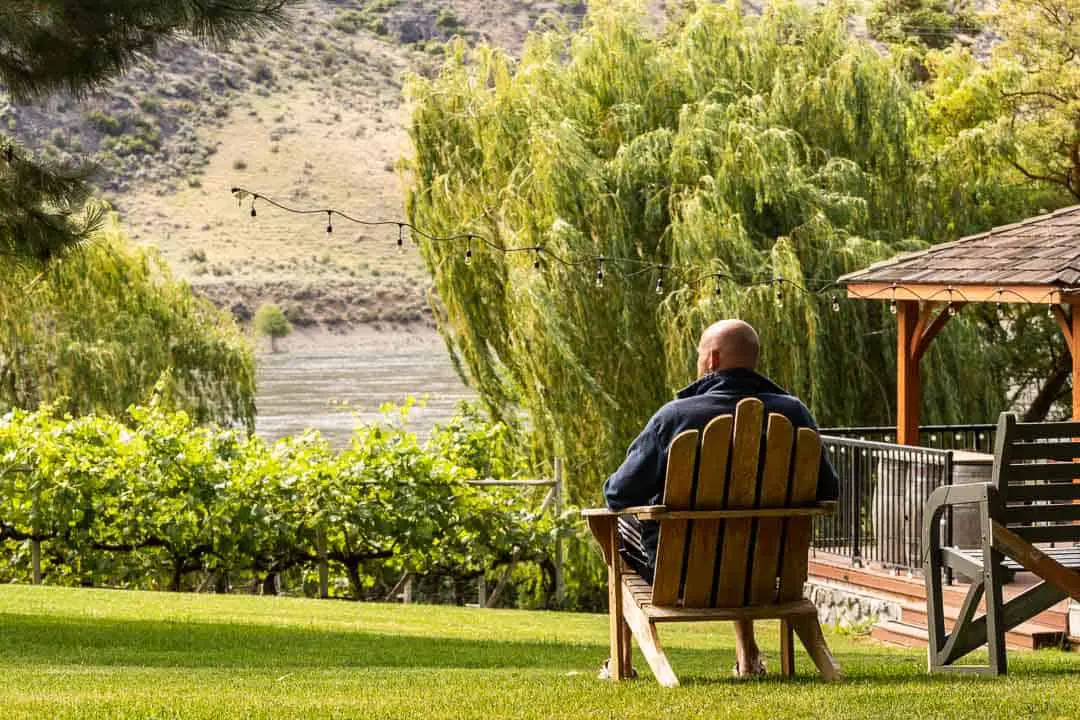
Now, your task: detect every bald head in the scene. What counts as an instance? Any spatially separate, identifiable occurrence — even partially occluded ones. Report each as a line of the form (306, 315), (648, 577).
(696, 320), (760, 377)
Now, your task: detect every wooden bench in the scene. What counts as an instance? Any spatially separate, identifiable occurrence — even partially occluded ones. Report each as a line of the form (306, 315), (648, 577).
(923, 412), (1080, 675)
(583, 397), (842, 686)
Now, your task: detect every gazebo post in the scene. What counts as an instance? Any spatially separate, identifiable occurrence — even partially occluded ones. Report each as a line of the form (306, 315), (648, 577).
(896, 300), (921, 446)
(1072, 306), (1080, 421)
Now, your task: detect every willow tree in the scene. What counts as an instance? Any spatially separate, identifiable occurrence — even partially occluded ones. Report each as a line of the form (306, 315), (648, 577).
(0, 221), (256, 429)
(405, 1), (1036, 500)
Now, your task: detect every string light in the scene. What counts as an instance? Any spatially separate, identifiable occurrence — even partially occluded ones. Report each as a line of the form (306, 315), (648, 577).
(228, 187), (1075, 312)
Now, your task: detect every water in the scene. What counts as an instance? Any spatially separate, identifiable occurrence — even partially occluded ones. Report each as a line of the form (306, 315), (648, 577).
(254, 336), (474, 447)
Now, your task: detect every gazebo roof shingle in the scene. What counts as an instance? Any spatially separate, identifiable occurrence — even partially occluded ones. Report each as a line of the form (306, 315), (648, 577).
(839, 205), (1080, 288)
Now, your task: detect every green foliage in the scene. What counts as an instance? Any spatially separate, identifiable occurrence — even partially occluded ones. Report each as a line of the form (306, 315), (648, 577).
(253, 302), (292, 341)
(0, 222), (257, 428)
(404, 0), (1052, 501)
(867, 0), (982, 50)
(0, 401), (576, 606)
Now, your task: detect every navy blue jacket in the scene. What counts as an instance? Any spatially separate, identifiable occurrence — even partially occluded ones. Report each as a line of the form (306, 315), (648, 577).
(603, 369), (839, 571)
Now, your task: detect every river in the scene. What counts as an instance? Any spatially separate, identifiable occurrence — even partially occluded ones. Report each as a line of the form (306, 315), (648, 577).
(254, 329), (474, 447)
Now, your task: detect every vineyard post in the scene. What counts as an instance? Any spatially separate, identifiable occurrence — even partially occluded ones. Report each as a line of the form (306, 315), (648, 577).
(554, 457), (564, 606)
(31, 480), (41, 585)
(317, 524), (328, 599)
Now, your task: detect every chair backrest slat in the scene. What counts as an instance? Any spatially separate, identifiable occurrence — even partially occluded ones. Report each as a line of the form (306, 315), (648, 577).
(713, 398), (766, 607)
(651, 430), (698, 606)
(778, 427), (822, 601)
(991, 412), (1080, 547)
(681, 415), (734, 607)
(647, 397), (822, 610)
(747, 413), (795, 606)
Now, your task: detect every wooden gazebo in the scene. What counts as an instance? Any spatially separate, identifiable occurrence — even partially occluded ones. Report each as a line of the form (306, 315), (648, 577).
(839, 205), (1080, 446)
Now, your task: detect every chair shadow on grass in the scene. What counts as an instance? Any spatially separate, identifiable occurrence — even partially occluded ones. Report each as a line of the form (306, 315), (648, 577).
(1, 613), (1076, 682)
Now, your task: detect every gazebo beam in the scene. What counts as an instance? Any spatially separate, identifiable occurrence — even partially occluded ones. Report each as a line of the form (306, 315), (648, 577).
(1072, 309), (1080, 421)
(847, 283), (1070, 305)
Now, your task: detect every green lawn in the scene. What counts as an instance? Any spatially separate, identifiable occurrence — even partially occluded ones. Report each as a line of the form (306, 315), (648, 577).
(0, 586), (1077, 719)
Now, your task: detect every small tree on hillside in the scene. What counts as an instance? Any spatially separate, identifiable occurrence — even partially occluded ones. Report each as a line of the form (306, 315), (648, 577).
(254, 303), (292, 352)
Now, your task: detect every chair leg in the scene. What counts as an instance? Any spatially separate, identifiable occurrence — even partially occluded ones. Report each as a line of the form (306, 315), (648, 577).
(780, 619), (796, 677)
(925, 540), (948, 672)
(620, 585), (678, 687)
(620, 618), (634, 676)
(606, 521), (628, 681)
(792, 615), (843, 682)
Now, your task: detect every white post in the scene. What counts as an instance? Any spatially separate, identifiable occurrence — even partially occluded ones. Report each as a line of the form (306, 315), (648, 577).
(478, 574), (487, 607)
(554, 457), (565, 606)
(403, 575), (413, 604)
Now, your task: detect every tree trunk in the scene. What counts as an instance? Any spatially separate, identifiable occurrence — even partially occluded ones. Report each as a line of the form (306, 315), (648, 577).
(1023, 354), (1071, 422)
(261, 572), (280, 596)
(214, 571), (231, 594)
(171, 563), (184, 592)
(270, 335), (278, 353)
(345, 562), (364, 600)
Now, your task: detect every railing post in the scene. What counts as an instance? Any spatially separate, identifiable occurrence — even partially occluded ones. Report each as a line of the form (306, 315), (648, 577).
(317, 524), (329, 599)
(851, 446), (862, 568)
(554, 457), (565, 607)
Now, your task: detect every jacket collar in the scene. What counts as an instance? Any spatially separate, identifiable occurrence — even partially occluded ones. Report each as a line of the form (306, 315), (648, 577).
(676, 368), (788, 400)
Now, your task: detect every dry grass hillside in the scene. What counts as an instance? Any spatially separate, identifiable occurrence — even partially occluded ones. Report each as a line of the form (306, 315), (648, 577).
(4, 0), (609, 329)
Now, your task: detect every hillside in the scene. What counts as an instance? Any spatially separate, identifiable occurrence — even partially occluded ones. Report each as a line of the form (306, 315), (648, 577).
(3, 0), (598, 329)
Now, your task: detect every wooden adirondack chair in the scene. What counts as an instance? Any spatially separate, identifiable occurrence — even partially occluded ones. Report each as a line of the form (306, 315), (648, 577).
(582, 397), (842, 687)
(924, 412), (1080, 675)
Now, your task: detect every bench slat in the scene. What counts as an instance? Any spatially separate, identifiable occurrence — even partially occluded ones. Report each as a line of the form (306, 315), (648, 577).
(1010, 420), (1080, 441)
(1004, 483), (1080, 502)
(1002, 463), (1080, 482)
(1008, 524), (1080, 545)
(1004, 504), (1080, 525)
(1008, 441), (1080, 462)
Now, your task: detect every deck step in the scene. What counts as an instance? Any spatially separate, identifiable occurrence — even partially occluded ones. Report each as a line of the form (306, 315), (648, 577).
(871, 621), (929, 649)
(898, 603), (1065, 651)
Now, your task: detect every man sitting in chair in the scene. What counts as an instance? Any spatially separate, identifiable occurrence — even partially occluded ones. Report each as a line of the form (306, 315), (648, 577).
(603, 319), (839, 677)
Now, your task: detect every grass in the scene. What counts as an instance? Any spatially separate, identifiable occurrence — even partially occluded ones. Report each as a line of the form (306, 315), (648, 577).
(0, 586), (1077, 719)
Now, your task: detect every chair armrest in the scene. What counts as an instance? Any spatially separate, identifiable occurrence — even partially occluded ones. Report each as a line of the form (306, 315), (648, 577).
(580, 506), (665, 518)
(923, 483), (996, 557)
(582, 502), (837, 521)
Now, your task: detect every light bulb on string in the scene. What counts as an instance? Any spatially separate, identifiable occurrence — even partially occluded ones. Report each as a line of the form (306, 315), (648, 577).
(655, 268), (665, 296)
(831, 295), (841, 313)
(1048, 303), (1055, 318)
(948, 302), (958, 317)
(773, 278), (783, 307)
(465, 241), (473, 265)
(889, 299), (897, 315)
(595, 259), (605, 289)
(250, 196), (257, 217)
(533, 246), (542, 270)
(397, 224), (405, 253)
(326, 210), (333, 234)
(714, 273), (723, 296)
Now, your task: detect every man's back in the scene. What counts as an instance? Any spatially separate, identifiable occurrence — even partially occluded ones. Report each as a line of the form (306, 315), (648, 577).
(603, 368), (838, 580)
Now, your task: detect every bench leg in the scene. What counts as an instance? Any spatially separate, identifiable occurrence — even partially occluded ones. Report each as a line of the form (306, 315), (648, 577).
(981, 501), (1008, 676)
(791, 615), (843, 682)
(621, 584), (678, 687)
(780, 619), (795, 677)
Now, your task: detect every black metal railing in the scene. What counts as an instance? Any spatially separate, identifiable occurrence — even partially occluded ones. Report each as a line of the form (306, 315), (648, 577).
(821, 424), (996, 454)
(813, 436), (954, 575)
